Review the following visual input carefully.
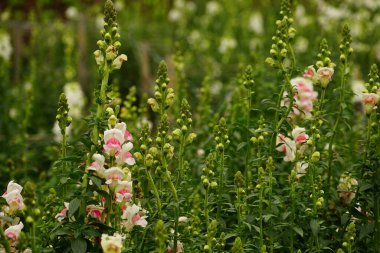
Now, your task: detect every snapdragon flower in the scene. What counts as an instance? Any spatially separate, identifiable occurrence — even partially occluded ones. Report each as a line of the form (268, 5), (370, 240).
(101, 233), (123, 253)
(121, 204), (148, 232)
(337, 174), (358, 204)
(282, 77), (318, 119)
(4, 222), (24, 241)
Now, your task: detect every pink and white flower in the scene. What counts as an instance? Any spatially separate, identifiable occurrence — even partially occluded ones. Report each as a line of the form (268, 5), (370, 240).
(317, 67), (334, 88)
(104, 167), (125, 185)
(303, 65), (317, 81)
(86, 204), (104, 221)
(101, 233), (123, 253)
(55, 202), (70, 222)
(362, 93), (380, 114)
(282, 77), (318, 119)
(116, 143), (135, 166)
(2, 189), (24, 213)
(104, 129), (124, 155)
(115, 122), (133, 142)
(121, 204), (148, 232)
(291, 127), (309, 145)
(88, 153), (106, 178)
(3, 181), (23, 195)
(115, 180), (133, 203)
(276, 134), (296, 162)
(4, 222), (24, 241)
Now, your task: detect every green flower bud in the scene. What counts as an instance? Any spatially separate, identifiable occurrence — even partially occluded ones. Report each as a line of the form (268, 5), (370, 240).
(311, 151), (320, 162)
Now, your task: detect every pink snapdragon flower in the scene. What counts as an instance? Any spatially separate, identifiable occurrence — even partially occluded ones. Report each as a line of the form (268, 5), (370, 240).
(277, 127), (309, 162)
(115, 122), (133, 142)
(86, 204), (105, 221)
(276, 134), (296, 162)
(362, 93), (380, 114)
(88, 153), (106, 178)
(282, 77), (318, 119)
(121, 204), (148, 232)
(104, 167), (125, 186)
(55, 202), (70, 222)
(115, 180), (133, 203)
(4, 222), (24, 241)
(116, 143), (135, 166)
(3, 181), (23, 195)
(291, 127), (309, 144)
(104, 129), (124, 155)
(317, 67), (334, 88)
(303, 65), (317, 81)
(2, 183), (24, 213)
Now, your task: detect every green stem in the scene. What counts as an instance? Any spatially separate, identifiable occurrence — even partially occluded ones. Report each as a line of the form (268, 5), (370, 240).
(236, 189), (241, 229)
(92, 67), (110, 144)
(268, 164), (273, 253)
(145, 167), (162, 217)
(204, 188), (209, 228)
(61, 131), (67, 195)
(176, 137), (185, 187)
(32, 221), (36, 252)
(245, 86), (252, 195)
(259, 186), (264, 250)
(327, 62), (347, 192)
(270, 69), (293, 156)
(290, 181), (295, 253)
(165, 170), (179, 253)
(217, 149), (225, 219)
(309, 163), (320, 250)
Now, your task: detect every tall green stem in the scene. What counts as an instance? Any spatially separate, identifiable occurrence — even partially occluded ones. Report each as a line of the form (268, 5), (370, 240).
(145, 168), (162, 217)
(165, 169), (179, 253)
(217, 150), (225, 219)
(327, 62), (347, 191)
(245, 86), (252, 194)
(259, 186), (264, 250)
(204, 188), (209, 228)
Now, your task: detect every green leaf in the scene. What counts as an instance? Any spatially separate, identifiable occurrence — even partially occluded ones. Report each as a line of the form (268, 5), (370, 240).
(68, 198), (81, 218)
(310, 219), (319, 236)
(71, 239), (87, 253)
(292, 226), (303, 237)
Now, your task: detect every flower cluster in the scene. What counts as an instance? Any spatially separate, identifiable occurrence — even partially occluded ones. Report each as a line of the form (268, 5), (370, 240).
(304, 65), (334, 88)
(56, 121), (147, 232)
(281, 77), (318, 120)
(276, 127), (309, 162)
(337, 173), (358, 204)
(1, 181), (25, 247)
(362, 64), (380, 114)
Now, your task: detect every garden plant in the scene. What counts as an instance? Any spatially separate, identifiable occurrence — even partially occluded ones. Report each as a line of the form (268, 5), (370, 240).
(0, 0), (380, 252)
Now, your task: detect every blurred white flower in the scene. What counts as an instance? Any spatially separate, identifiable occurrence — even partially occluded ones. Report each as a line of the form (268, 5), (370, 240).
(114, 0), (125, 11)
(218, 37), (237, 54)
(0, 32), (12, 62)
(249, 12), (263, 34)
(65, 6), (78, 20)
(294, 37), (309, 53)
(64, 81), (85, 119)
(351, 80), (366, 103)
(206, 1), (221, 16)
(169, 9), (182, 22)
